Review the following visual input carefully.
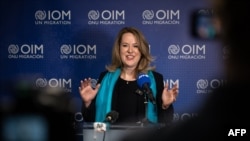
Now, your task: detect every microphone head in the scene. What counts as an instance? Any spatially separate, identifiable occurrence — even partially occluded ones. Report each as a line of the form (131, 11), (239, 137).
(137, 73), (151, 88)
(105, 111), (119, 123)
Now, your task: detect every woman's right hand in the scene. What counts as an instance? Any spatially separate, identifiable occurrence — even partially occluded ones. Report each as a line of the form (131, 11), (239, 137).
(78, 78), (100, 107)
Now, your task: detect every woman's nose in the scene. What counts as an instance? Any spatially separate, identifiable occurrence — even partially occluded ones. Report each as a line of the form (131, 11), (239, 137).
(127, 46), (133, 53)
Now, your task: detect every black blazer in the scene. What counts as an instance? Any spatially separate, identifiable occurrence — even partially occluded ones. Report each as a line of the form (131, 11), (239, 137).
(81, 70), (174, 125)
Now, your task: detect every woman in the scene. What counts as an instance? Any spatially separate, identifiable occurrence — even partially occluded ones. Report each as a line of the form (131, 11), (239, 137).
(79, 27), (178, 126)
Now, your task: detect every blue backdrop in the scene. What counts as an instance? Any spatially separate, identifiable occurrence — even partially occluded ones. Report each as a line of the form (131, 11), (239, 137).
(0, 0), (225, 126)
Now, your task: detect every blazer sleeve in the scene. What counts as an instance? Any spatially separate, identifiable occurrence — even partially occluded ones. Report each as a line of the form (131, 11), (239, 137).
(153, 71), (174, 125)
(81, 71), (108, 122)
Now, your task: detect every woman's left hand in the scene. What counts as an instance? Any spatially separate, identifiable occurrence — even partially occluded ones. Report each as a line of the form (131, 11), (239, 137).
(161, 83), (178, 109)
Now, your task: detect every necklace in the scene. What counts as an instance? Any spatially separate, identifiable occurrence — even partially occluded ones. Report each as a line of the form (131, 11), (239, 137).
(120, 71), (136, 85)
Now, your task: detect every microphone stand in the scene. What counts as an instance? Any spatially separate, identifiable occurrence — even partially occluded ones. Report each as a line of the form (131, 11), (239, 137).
(102, 129), (106, 141)
(102, 121), (110, 141)
(135, 88), (154, 127)
(140, 92), (150, 127)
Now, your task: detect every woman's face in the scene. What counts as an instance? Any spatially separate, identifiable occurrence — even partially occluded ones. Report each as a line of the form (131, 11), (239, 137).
(119, 32), (141, 69)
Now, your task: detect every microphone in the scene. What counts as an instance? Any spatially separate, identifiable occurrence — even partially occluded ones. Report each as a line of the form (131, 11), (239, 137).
(93, 111), (119, 133)
(137, 73), (156, 104)
(103, 110), (119, 123)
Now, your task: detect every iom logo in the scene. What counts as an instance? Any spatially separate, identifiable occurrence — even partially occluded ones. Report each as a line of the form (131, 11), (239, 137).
(88, 10), (125, 25)
(168, 45), (180, 55)
(196, 79), (210, 94)
(168, 44), (206, 60)
(60, 44), (97, 59)
(8, 44), (19, 54)
(196, 79), (209, 89)
(35, 10), (46, 20)
(142, 10), (154, 20)
(60, 45), (72, 55)
(196, 79), (226, 94)
(88, 10), (100, 20)
(8, 44), (44, 59)
(36, 78), (72, 92)
(142, 9), (180, 25)
(35, 10), (71, 25)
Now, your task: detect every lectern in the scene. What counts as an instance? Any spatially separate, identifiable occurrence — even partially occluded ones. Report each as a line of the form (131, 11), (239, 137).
(82, 122), (161, 141)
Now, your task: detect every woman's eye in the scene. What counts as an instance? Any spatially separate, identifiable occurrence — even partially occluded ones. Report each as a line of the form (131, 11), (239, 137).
(121, 44), (128, 47)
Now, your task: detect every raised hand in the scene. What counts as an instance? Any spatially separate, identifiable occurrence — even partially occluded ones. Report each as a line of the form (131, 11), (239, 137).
(79, 78), (100, 107)
(161, 83), (178, 109)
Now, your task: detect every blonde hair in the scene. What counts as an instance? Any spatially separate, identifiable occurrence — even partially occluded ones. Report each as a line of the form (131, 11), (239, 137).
(106, 27), (155, 74)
